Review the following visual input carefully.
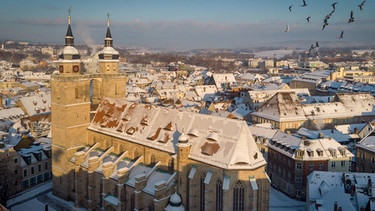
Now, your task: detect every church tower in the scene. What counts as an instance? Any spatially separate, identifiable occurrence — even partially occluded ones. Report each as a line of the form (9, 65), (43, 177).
(51, 8), (91, 200)
(91, 14), (127, 105)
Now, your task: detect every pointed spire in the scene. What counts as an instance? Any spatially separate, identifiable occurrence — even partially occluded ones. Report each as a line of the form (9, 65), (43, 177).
(65, 6), (74, 46)
(105, 13), (113, 47)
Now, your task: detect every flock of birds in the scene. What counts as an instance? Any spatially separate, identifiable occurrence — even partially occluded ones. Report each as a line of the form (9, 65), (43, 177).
(286, 0), (367, 58)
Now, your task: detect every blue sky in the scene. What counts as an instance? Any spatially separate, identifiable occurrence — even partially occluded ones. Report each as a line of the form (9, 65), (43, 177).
(0, 0), (374, 50)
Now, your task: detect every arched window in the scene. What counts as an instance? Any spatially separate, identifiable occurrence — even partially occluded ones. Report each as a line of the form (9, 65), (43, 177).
(168, 159), (174, 172)
(233, 181), (244, 211)
(131, 193), (135, 210)
(150, 155), (156, 165)
(148, 201), (154, 211)
(216, 179), (223, 211)
(200, 175), (206, 211)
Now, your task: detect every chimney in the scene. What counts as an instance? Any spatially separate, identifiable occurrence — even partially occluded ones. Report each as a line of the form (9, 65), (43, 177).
(334, 201), (338, 211)
(338, 207), (342, 211)
(354, 127), (359, 135)
(360, 206), (365, 211)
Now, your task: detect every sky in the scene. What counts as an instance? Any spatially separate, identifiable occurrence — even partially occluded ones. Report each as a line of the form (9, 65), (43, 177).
(0, 0), (374, 50)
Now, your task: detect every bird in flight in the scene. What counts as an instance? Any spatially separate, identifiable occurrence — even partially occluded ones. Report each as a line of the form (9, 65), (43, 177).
(289, 5), (293, 12)
(358, 0), (366, 11)
(301, 0), (307, 7)
(325, 10), (335, 20)
(348, 11), (354, 23)
(322, 19), (329, 30)
(331, 2), (338, 10)
(306, 16), (311, 23)
(337, 30), (344, 39)
(315, 41), (319, 48)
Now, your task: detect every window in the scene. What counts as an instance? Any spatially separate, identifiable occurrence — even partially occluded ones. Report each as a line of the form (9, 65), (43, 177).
(45, 162), (49, 170)
(372, 157), (375, 163)
(38, 164), (42, 172)
(23, 169), (27, 177)
(37, 175), (43, 184)
(331, 161), (336, 168)
(319, 163), (323, 170)
(361, 153), (365, 160)
(309, 163), (314, 170)
(296, 176), (302, 183)
(30, 177), (36, 186)
(296, 163), (302, 170)
(200, 176), (205, 211)
(14, 158), (18, 163)
(31, 167), (34, 174)
(14, 169), (18, 175)
(296, 189), (301, 197)
(22, 180), (29, 189)
(216, 180), (223, 211)
(341, 161), (346, 167)
(233, 181), (244, 211)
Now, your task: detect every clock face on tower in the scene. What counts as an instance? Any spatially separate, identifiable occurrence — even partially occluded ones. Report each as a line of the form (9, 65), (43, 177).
(73, 65), (79, 72)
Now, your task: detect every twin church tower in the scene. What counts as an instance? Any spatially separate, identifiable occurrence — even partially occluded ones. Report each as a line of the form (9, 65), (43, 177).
(51, 11), (127, 199)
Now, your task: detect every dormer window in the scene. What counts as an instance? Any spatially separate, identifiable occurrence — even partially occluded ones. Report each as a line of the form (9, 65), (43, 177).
(126, 127), (136, 135)
(316, 148), (323, 156)
(296, 149), (304, 157)
(206, 133), (219, 142)
(307, 148), (314, 157)
(328, 148), (336, 157)
(164, 122), (173, 131)
(140, 116), (149, 126)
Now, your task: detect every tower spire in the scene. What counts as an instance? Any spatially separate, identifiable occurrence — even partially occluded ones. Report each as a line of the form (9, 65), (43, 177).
(105, 12), (113, 47)
(65, 6), (74, 46)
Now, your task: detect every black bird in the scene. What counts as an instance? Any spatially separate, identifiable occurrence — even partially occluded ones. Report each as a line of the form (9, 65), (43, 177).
(338, 30), (344, 39)
(306, 16), (311, 23)
(301, 0), (307, 7)
(289, 5), (293, 12)
(316, 41), (319, 48)
(322, 19), (329, 30)
(331, 2), (338, 10)
(325, 10), (335, 20)
(348, 11), (354, 23)
(358, 0), (366, 11)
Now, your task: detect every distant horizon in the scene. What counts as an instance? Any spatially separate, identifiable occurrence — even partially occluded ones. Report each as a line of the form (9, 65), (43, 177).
(1, 1), (374, 51)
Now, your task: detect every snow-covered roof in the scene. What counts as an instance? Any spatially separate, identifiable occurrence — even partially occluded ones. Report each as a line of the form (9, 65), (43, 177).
(307, 171), (375, 211)
(89, 98), (266, 170)
(18, 92), (51, 116)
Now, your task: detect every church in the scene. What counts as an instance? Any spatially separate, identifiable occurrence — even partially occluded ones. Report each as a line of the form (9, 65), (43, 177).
(51, 11), (270, 211)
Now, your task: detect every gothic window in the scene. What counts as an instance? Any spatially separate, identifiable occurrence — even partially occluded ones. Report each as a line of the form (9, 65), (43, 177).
(148, 202), (154, 211)
(151, 155), (156, 165)
(168, 159), (174, 172)
(200, 175), (206, 211)
(131, 193), (135, 210)
(233, 181), (244, 211)
(216, 179), (223, 211)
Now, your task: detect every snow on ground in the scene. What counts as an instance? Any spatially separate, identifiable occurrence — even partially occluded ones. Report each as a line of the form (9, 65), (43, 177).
(7, 181), (52, 208)
(12, 198), (57, 211)
(270, 187), (306, 211)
